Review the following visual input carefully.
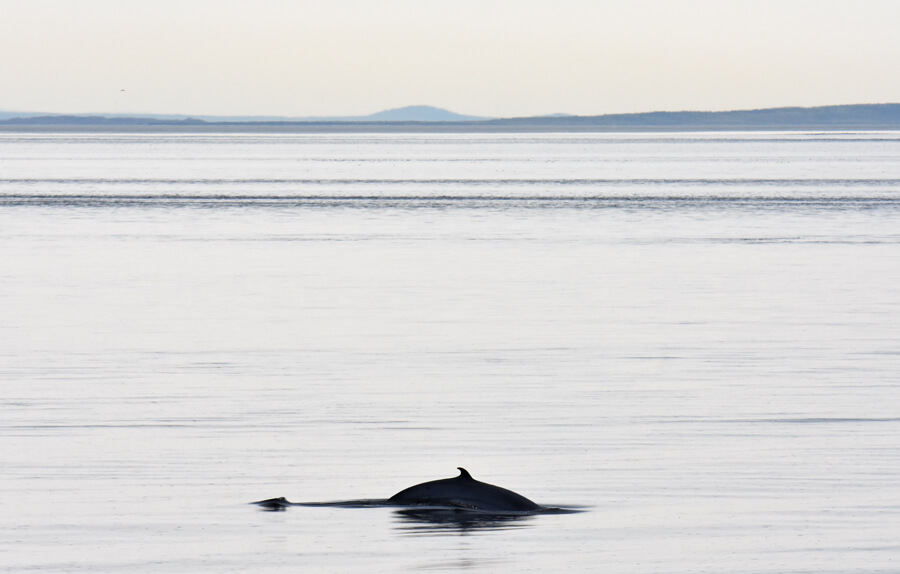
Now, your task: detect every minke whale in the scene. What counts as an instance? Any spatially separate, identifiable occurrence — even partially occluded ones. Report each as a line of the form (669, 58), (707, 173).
(253, 467), (575, 515)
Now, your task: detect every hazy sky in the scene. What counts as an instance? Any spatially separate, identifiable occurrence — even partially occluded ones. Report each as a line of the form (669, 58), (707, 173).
(2, 0), (899, 118)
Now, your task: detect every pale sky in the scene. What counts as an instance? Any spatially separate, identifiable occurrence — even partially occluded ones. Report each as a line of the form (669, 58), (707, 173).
(2, 0), (899, 118)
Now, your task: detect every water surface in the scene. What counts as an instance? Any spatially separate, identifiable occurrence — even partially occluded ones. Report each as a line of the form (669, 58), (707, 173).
(2, 131), (899, 572)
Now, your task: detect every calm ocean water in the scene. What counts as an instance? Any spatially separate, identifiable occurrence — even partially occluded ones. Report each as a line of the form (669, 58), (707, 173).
(2, 130), (899, 573)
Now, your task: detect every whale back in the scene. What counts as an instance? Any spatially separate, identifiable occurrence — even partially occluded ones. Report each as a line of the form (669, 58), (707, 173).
(388, 467), (540, 511)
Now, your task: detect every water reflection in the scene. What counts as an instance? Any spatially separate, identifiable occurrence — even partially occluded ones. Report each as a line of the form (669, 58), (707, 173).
(392, 508), (535, 535)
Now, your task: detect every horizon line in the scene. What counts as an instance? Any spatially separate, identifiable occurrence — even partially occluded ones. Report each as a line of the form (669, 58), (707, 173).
(3, 102), (900, 122)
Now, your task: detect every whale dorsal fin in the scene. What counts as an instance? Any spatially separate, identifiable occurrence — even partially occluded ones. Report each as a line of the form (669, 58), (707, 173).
(457, 467), (474, 480)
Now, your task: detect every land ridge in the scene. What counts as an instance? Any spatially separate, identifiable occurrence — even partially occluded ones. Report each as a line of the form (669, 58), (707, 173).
(2, 103), (899, 132)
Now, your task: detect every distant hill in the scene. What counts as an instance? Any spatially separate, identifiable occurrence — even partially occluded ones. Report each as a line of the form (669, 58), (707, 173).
(2, 104), (900, 130)
(200, 105), (486, 122)
(491, 104), (900, 129)
(0, 115), (206, 126)
(361, 105), (484, 122)
(0, 110), (39, 120)
(0, 105), (485, 125)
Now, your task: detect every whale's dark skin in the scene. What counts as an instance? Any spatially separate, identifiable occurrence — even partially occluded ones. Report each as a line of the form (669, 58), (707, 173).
(253, 467), (574, 515)
(388, 467), (540, 511)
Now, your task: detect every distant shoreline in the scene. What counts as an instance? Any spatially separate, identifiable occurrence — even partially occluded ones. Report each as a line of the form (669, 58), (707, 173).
(1, 123), (899, 134)
(2, 104), (899, 133)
